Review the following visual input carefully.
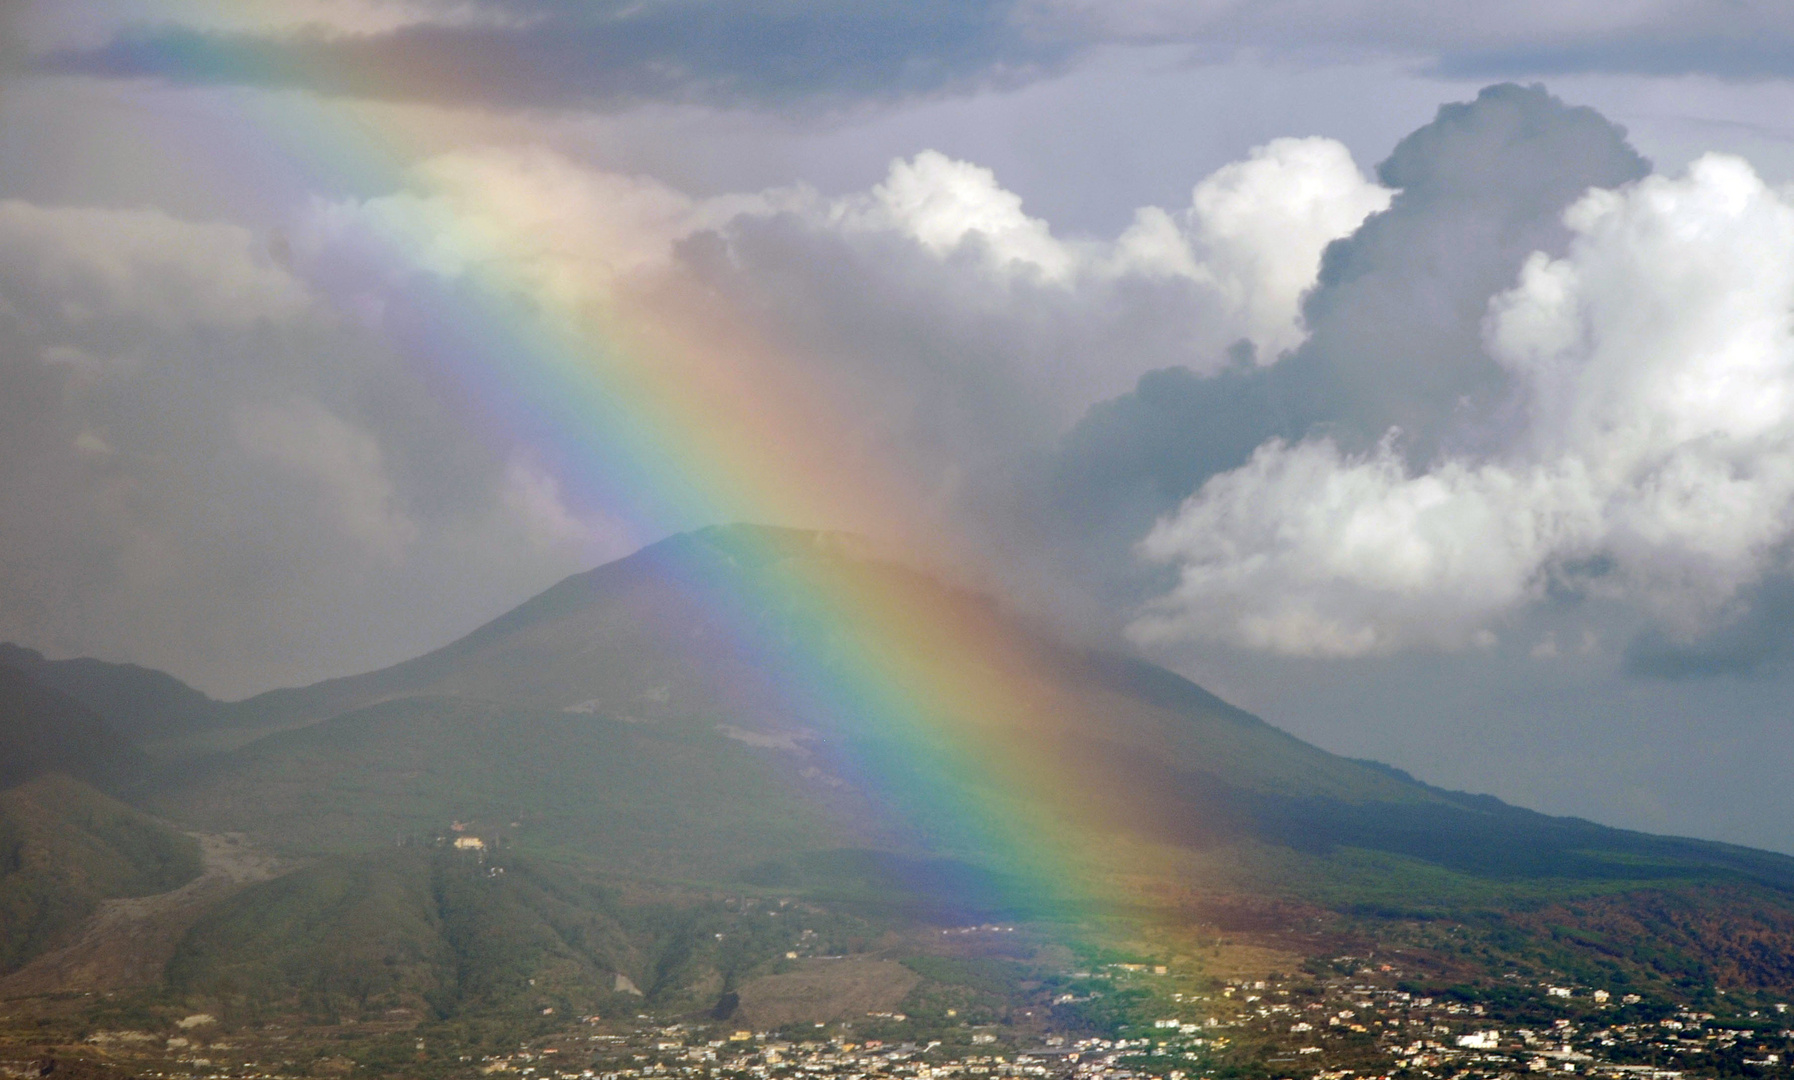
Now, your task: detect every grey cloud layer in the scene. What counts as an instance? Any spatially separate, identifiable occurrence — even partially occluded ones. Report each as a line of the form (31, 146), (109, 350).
(30, 1), (1066, 111)
(0, 200), (629, 696)
(1273, 85), (1648, 460)
(29, 1), (1794, 111)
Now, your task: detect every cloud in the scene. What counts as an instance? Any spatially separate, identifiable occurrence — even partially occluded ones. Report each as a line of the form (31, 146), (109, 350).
(0, 83), (1663, 692)
(0, 129), (1367, 692)
(1624, 576), (1794, 678)
(1135, 152), (1794, 657)
(15, 1), (524, 53)
(31, 1), (1794, 112)
(1433, 34), (1794, 82)
(1148, 137), (1395, 362)
(234, 398), (420, 561)
(840, 150), (1076, 281)
(11, 78), (1780, 698)
(0, 201), (311, 339)
(30, 1), (1065, 112)
(1133, 436), (1587, 655)
(707, 138), (1386, 409)
(0, 192), (637, 696)
(1267, 82), (1649, 459)
(1023, 84), (1643, 617)
(1024, 1), (1794, 79)
(304, 134), (1385, 492)
(496, 457), (629, 553)
(305, 145), (755, 311)
(323, 134), (1386, 361)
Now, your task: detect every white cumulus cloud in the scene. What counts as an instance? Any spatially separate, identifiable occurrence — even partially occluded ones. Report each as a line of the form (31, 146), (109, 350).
(1115, 136), (1394, 361)
(833, 140), (1390, 366)
(308, 138), (1389, 425)
(836, 150), (1078, 281)
(1135, 153), (1794, 655)
(765, 138), (1390, 407)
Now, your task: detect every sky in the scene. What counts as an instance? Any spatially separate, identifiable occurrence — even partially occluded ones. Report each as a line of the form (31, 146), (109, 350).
(5, 0), (1794, 853)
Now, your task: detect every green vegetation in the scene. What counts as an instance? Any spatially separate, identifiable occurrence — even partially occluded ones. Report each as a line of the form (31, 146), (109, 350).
(162, 845), (901, 1029)
(0, 665), (147, 794)
(0, 774), (202, 972)
(0, 642), (230, 743)
(166, 851), (451, 1017)
(151, 699), (843, 877)
(136, 525), (1794, 923)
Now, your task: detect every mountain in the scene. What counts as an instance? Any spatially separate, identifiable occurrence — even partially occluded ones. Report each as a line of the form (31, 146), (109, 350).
(169, 526), (1794, 904)
(0, 662), (148, 792)
(0, 643), (229, 743)
(10, 524), (1794, 1058)
(146, 526), (1463, 884)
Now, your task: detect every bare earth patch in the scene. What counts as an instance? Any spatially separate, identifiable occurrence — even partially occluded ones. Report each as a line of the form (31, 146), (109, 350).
(733, 957), (920, 1028)
(0, 832), (282, 995)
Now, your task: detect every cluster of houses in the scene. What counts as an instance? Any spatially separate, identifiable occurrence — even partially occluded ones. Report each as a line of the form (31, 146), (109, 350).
(470, 971), (1793, 1080)
(480, 1030), (1057, 1080)
(1201, 972), (1791, 1079)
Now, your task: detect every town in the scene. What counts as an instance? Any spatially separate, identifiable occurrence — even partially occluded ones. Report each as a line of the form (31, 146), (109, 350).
(26, 955), (1788, 1080)
(12, 875), (1794, 1080)
(471, 969), (1793, 1080)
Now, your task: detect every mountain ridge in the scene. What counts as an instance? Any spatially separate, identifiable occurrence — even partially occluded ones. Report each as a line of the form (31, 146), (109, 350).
(0, 664), (149, 794)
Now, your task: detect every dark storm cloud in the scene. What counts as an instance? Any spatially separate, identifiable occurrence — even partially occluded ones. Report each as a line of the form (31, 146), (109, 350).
(35, 2), (1794, 112)
(1436, 38), (1794, 81)
(1270, 83), (1648, 460)
(32, 1), (1066, 112)
(1624, 577), (1794, 680)
(1035, 2), (1794, 84)
(1016, 360), (1283, 620)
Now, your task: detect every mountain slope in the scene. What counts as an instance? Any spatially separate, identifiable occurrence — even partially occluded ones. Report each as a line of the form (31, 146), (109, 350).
(157, 696), (850, 876)
(0, 643), (229, 743)
(0, 774), (202, 973)
(159, 526), (1794, 904)
(224, 527), (1425, 800)
(0, 663), (148, 793)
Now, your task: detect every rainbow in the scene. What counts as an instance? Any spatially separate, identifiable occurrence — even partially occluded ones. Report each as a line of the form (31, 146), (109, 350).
(160, 78), (1187, 933)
